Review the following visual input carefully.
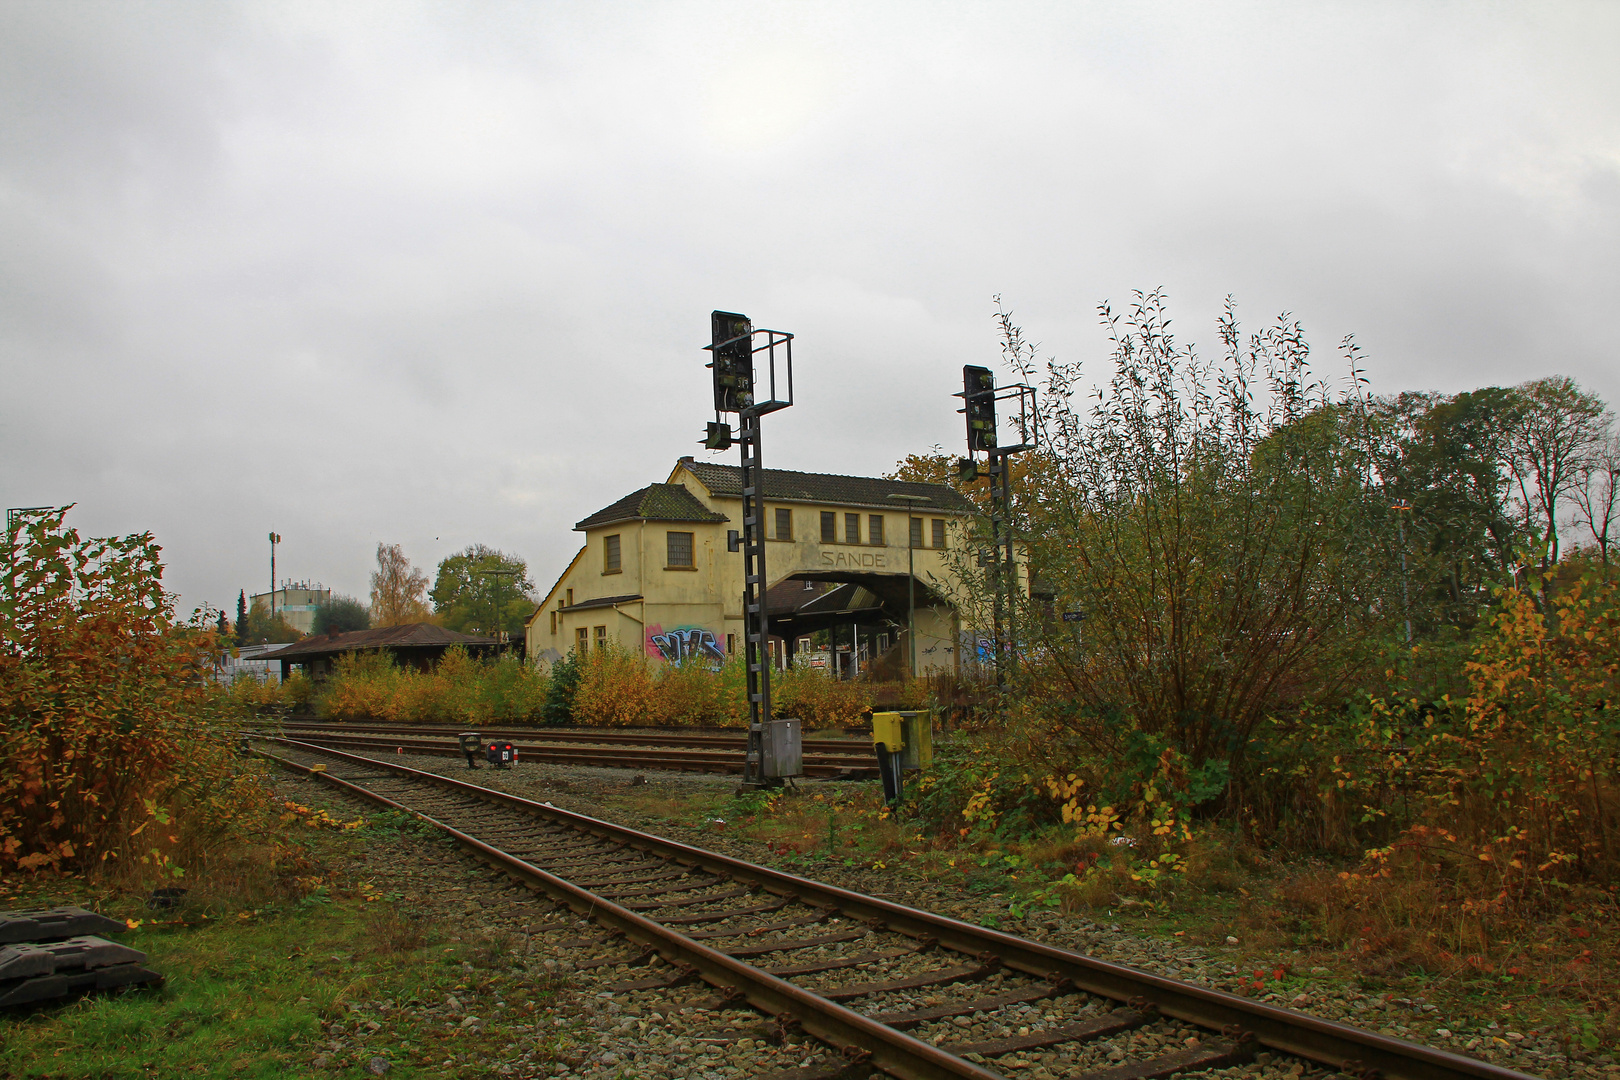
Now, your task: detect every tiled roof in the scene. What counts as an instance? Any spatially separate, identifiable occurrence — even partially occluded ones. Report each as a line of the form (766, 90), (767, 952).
(575, 483), (729, 531)
(263, 623), (495, 660)
(561, 593), (643, 613)
(679, 459), (975, 514)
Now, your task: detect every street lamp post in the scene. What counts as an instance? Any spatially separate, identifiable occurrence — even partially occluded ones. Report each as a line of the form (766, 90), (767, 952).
(889, 494), (932, 680)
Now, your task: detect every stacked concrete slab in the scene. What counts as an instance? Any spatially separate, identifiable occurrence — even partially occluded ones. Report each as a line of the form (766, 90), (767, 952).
(0, 906), (161, 1007)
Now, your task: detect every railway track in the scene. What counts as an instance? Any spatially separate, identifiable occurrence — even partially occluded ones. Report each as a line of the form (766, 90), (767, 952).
(255, 736), (1532, 1080)
(257, 729), (877, 778)
(270, 718), (867, 752)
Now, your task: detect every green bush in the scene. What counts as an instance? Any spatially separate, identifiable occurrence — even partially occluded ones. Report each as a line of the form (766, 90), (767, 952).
(540, 651), (581, 726)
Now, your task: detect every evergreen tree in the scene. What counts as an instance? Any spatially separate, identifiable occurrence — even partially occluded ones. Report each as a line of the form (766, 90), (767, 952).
(235, 590), (247, 645)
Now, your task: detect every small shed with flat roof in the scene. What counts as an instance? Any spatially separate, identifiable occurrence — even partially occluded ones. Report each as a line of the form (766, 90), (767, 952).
(263, 623), (501, 681)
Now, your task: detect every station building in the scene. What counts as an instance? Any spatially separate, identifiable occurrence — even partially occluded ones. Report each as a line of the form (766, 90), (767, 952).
(525, 457), (1003, 677)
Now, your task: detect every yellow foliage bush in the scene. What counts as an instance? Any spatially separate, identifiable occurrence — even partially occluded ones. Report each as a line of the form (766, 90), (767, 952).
(565, 645), (870, 729)
(571, 644), (661, 727)
(1, 509), (273, 876)
(1318, 567), (1620, 951)
(775, 662), (874, 729)
(316, 648), (548, 725)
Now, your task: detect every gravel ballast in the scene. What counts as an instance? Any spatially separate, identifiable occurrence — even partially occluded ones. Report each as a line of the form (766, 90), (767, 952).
(278, 746), (1601, 1080)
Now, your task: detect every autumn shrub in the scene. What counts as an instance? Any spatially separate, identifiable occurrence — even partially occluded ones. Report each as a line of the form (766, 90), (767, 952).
(225, 672), (288, 715)
(0, 508), (274, 878)
(561, 647), (868, 729)
(479, 652), (550, 723)
(775, 661), (873, 729)
(1323, 569), (1619, 928)
(571, 643), (660, 726)
(318, 650), (404, 722)
(316, 647), (548, 725)
(657, 654), (747, 727)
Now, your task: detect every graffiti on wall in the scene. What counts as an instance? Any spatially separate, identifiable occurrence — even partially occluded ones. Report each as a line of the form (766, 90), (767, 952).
(645, 623), (726, 665)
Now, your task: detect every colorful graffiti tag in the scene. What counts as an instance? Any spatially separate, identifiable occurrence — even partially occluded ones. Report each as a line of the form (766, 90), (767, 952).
(645, 624), (726, 664)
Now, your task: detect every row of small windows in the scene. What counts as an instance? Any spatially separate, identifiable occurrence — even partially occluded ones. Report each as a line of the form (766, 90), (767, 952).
(595, 514), (949, 579)
(806, 510), (946, 549)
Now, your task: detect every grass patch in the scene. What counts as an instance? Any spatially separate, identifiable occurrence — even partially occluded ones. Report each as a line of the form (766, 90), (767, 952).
(1, 799), (564, 1079)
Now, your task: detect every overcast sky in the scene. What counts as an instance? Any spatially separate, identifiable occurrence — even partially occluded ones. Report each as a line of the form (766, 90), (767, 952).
(3, 1), (1617, 616)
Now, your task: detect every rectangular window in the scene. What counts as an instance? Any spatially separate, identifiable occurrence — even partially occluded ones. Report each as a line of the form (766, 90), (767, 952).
(775, 507), (793, 541)
(594, 625), (607, 650)
(576, 626), (588, 652)
(726, 633), (736, 655)
(909, 517), (924, 548)
(869, 515), (885, 546)
(549, 611), (556, 635)
(820, 511), (836, 543)
(666, 531), (694, 567)
(566, 588), (573, 607)
(604, 534), (621, 573)
(932, 518), (947, 549)
(845, 513), (860, 545)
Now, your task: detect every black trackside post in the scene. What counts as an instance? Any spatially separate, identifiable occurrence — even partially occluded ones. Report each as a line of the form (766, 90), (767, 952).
(1000, 448), (1017, 681)
(705, 310), (793, 788)
(740, 412), (772, 787)
(955, 366), (1034, 690)
(989, 454), (1006, 689)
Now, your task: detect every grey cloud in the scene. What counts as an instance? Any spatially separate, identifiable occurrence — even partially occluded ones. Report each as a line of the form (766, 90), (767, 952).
(3, 0), (1617, 612)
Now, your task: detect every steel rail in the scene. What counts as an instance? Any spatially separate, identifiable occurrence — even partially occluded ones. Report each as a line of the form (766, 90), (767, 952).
(259, 743), (1000, 1080)
(268, 719), (863, 753)
(261, 737), (1537, 1080)
(264, 731), (874, 777)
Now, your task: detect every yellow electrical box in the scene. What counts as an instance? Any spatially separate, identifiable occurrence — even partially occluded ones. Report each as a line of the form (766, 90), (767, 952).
(871, 712), (906, 754)
(871, 711), (933, 771)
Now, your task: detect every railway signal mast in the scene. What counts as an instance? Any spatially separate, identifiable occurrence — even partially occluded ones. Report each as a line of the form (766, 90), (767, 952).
(703, 311), (795, 787)
(955, 365), (1036, 686)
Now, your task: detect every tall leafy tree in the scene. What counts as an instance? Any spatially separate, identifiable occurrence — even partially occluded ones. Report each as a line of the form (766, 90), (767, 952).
(431, 545), (534, 637)
(1505, 376), (1612, 565)
(998, 292), (1395, 771)
(1371, 387), (1527, 624)
(1571, 432), (1620, 564)
(237, 604), (300, 645)
(370, 543), (432, 627)
(312, 594), (370, 635)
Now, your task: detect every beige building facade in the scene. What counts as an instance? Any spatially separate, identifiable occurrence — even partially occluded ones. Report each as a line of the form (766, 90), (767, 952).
(250, 584), (330, 636)
(526, 458), (1000, 676)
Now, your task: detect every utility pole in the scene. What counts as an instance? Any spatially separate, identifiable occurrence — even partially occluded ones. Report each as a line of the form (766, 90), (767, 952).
(475, 566), (519, 642)
(703, 310), (794, 788)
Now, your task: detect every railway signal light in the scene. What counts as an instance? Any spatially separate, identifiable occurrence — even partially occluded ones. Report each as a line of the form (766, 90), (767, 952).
(963, 365), (996, 452)
(710, 310), (754, 414)
(956, 457), (977, 484)
(704, 421), (733, 450)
